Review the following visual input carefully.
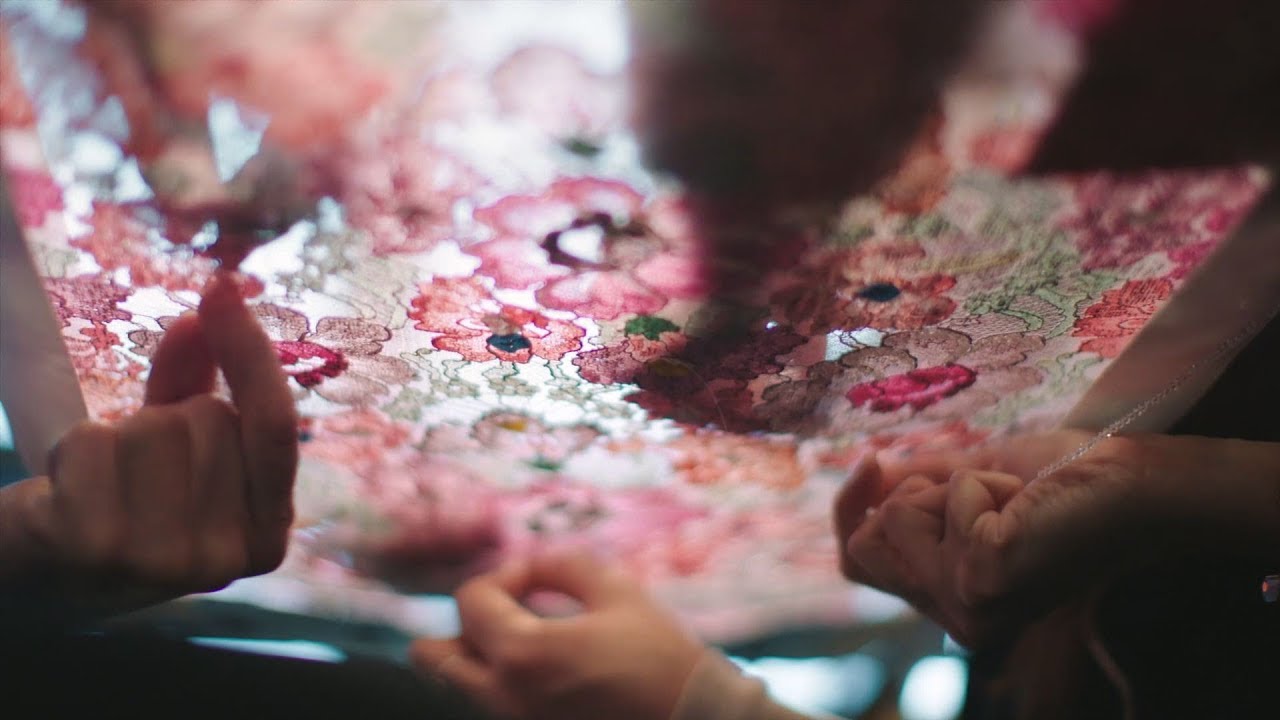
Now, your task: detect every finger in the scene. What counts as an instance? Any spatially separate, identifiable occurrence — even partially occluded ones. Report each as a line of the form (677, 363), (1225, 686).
(525, 551), (636, 609)
(143, 313), (217, 406)
(198, 272), (298, 532)
(844, 475), (939, 593)
(844, 511), (924, 603)
(881, 483), (947, 589)
(410, 638), (503, 708)
(183, 395), (250, 590)
(945, 470), (1024, 544)
(455, 561), (540, 657)
(879, 447), (997, 486)
(116, 408), (196, 586)
(832, 456), (884, 547)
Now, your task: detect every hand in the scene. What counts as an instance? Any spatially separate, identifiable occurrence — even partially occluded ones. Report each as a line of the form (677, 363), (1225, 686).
(0, 272), (299, 618)
(835, 431), (1280, 647)
(410, 553), (706, 720)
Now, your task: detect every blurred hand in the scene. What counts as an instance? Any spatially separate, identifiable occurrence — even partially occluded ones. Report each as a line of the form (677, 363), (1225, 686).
(0, 272), (299, 617)
(834, 431), (1280, 647)
(410, 553), (705, 720)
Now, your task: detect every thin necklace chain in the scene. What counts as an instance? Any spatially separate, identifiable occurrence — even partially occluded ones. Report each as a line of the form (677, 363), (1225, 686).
(1032, 308), (1277, 482)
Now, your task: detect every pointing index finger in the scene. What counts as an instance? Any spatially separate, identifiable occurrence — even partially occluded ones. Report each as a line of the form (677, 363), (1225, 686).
(198, 272), (298, 528)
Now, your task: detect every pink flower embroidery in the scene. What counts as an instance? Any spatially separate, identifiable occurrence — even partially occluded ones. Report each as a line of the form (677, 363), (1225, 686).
(330, 124), (481, 256)
(45, 276), (132, 329)
(254, 304), (414, 404)
(73, 203), (216, 292)
(489, 46), (623, 139)
(468, 180), (707, 320)
(137, 1), (403, 152)
(408, 277), (585, 363)
(1058, 169), (1260, 273)
(1071, 278), (1174, 358)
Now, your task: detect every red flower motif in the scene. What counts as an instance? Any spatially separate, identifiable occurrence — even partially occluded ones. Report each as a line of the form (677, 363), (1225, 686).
(7, 168), (63, 228)
(275, 340), (348, 388)
(847, 363), (977, 412)
(1071, 278), (1174, 358)
(409, 277), (585, 363)
(467, 180), (707, 320)
(255, 304), (414, 404)
(1058, 169), (1261, 273)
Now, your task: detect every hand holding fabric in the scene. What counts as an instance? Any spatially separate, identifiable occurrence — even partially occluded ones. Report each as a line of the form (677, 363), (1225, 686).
(836, 431), (1280, 647)
(410, 553), (706, 720)
(0, 272), (299, 618)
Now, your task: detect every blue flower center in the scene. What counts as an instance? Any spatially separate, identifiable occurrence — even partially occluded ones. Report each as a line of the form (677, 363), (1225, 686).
(487, 333), (532, 353)
(857, 283), (901, 302)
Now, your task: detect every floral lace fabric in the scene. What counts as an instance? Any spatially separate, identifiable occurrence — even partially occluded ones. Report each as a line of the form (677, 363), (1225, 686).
(0, 1), (1268, 640)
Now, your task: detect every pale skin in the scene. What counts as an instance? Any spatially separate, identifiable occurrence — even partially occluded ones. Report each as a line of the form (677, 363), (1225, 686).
(412, 432), (1280, 719)
(0, 272), (299, 619)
